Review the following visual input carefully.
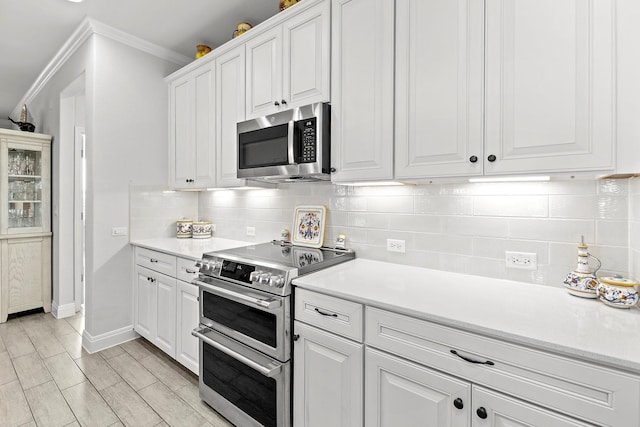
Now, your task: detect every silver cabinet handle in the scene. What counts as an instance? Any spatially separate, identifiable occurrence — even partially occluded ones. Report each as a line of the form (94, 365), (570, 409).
(150, 258), (159, 263)
(185, 268), (196, 274)
(287, 120), (295, 164)
(191, 327), (282, 378)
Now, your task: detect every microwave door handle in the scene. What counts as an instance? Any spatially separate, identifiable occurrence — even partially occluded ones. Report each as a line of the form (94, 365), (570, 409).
(287, 120), (295, 164)
(191, 327), (282, 378)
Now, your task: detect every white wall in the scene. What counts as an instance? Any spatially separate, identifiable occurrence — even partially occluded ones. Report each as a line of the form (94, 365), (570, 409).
(83, 34), (181, 342)
(193, 179), (631, 288)
(14, 21), (185, 350)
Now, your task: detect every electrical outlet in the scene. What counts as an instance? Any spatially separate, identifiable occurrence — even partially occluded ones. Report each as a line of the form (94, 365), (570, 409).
(505, 251), (537, 270)
(386, 239), (406, 253)
(111, 227), (127, 237)
(246, 226), (256, 236)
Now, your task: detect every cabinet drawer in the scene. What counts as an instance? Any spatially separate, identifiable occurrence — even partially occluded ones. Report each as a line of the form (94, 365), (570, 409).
(135, 247), (176, 277)
(366, 307), (640, 427)
(176, 257), (199, 283)
(295, 288), (363, 342)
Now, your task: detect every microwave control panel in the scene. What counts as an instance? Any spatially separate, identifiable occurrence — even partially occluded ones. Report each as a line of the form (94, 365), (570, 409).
(296, 117), (316, 163)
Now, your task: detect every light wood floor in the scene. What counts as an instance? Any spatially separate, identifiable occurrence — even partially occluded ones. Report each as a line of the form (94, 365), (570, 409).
(0, 311), (234, 427)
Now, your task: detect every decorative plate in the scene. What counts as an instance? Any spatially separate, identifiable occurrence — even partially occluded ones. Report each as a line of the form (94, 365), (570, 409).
(292, 205), (327, 248)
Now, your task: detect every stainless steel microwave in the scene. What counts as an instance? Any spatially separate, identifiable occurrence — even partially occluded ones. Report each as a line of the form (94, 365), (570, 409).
(237, 102), (330, 182)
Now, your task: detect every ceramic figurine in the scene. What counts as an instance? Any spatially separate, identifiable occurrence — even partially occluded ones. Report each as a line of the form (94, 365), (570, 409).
(232, 22), (252, 39)
(279, 0), (299, 11)
(596, 275), (639, 308)
(563, 237), (601, 298)
(195, 45), (212, 59)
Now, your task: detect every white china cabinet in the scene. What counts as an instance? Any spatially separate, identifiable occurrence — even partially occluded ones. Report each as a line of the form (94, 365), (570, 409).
(0, 128), (52, 323)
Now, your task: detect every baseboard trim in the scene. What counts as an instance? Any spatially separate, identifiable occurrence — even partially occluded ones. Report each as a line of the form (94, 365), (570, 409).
(51, 301), (77, 319)
(82, 326), (139, 354)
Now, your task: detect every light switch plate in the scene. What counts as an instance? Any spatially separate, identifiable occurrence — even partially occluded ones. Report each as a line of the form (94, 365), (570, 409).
(111, 227), (128, 237)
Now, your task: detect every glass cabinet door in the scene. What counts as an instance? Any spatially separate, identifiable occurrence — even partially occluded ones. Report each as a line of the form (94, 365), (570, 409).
(1, 132), (50, 235)
(7, 147), (43, 230)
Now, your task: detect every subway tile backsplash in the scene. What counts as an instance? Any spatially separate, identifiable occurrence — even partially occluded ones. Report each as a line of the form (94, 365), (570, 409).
(130, 178), (639, 287)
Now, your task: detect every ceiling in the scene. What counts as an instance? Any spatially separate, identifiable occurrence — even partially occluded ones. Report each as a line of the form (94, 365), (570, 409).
(0, 0), (278, 124)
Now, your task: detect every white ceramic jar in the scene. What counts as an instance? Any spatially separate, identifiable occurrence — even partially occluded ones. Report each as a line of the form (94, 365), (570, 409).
(596, 276), (639, 309)
(192, 221), (212, 239)
(176, 219), (193, 238)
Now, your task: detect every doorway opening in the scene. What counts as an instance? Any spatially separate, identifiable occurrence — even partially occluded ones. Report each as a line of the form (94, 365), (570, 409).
(74, 126), (86, 313)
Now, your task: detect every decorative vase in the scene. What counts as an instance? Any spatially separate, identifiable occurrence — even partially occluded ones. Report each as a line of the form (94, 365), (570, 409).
(563, 240), (601, 298)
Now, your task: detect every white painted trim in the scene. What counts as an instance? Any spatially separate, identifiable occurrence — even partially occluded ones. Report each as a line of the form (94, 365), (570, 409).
(51, 301), (77, 319)
(15, 17), (190, 115)
(82, 325), (140, 354)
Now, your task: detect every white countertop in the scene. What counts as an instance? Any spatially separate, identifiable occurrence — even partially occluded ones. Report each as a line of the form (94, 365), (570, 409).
(130, 237), (255, 260)
(292, 258), (640, 374)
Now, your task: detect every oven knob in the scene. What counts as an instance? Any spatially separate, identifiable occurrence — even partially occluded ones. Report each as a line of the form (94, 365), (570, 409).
(201, 261), (212, 272)
(269, 275), (285, 287)
(258, 273), (272, 285)
(249, 271), (262, 282)
(210, 261), (222, 274)
(195, 260), (203, 269)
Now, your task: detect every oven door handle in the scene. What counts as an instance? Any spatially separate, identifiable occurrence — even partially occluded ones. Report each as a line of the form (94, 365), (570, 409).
(195, 279), (282, 310)
(191, 327), (282, 378)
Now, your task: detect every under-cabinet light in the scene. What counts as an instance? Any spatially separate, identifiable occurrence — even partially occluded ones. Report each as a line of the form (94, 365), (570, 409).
(337, 181), (409, 187)
(468, 176), (551, 183)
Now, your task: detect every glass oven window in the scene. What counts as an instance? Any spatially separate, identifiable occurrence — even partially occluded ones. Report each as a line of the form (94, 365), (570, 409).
(238, 123), (289, 169)
(202, 292), (277, 348)
(203, 342), (277, 427)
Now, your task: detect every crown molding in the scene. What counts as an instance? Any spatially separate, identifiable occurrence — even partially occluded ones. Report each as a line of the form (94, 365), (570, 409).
(17, 17), (191, 112)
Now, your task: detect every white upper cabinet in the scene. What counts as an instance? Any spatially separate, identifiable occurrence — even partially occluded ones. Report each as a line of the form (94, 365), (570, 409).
(484, 0), (615, 175)
(394, 0), (484, 179)
(394, 0), (616, 180)
(216, 45), (247, 188)
(246, 0), (330, 119)
(330, 0), (395, 182)
(168, 63), (216, 189)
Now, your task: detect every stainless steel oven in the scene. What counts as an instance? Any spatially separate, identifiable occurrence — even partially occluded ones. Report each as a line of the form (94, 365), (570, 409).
(192, 241), (354, 427)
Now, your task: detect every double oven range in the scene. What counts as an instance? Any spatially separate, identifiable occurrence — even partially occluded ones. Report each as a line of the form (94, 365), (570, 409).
(191, 240), (355, 427)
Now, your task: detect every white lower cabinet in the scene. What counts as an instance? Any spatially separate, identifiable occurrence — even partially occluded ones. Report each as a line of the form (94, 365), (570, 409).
(366, 347), (590, 427)
(293, 288), (364, 427)
(133, 247), (200, 372)
(365, 347), (470, 427)
(176, 280), (199, 374)
(293, 288), (640, 427)
(134, 265), (176, 357)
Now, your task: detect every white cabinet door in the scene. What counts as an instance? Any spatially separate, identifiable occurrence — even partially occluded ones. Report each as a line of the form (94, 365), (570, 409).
(154, 272), (177, 357)
(366, 347), (470, 427)
(216, 45), (246, 188)
(176, 280), (199, 374)
(169, 75), (194, 188)
(282, 0), (330, 109)
(484, 0), (615, 175)
(330, 0), (395, 182)
(168, 64), (216, 189)
(192, 65), (216, 187)
(293, 321), (363, 427)
(134, 265), (156, 341)
(246, 0), (330, 120)
(395, 0), (484, 179)
(246, 27), (283, 119)
(472, 387), (591, 427)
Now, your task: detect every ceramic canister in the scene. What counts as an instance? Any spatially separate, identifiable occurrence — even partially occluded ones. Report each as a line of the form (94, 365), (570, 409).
(596, 276), (639, 309)
(176, 219), (193, 238)
(192, 221), (212, 239)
